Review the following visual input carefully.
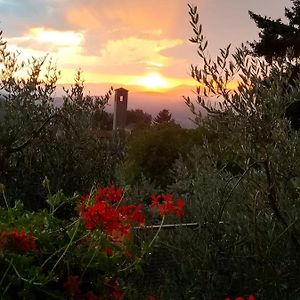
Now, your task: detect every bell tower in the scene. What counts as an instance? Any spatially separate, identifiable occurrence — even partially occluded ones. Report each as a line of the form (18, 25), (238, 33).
(113, 88), (128, 130)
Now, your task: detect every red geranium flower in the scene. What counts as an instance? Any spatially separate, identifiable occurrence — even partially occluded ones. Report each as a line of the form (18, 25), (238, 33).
(80, 187), (184, 246)
(150, 194), (185, 217)
(63, 275), (81, 297)
(80, 187), (146, 243)
(0, 229), (36, 252)
(95, 186), (123, 204)
(225, 295), (255, 300)
(150, 194), (161, 208)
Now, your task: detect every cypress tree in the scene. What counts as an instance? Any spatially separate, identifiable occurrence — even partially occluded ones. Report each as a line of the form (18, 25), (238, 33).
(249, 0), (300, 62)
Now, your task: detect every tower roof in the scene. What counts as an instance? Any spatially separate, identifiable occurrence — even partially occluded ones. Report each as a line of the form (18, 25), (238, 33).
(115, 87), (128, 92)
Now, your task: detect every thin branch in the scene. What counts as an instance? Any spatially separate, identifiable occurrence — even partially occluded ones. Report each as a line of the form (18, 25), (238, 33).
(216, 160), (262, 224)
(264, 159), (287, 226)
(264, 158), (300, 250)
(9, 113), (59, 154)
(133, 222), (201, 231)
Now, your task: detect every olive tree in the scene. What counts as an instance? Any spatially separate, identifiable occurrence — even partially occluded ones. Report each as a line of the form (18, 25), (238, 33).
(154, 5), (300, 299)
(0, 31), (122, 209)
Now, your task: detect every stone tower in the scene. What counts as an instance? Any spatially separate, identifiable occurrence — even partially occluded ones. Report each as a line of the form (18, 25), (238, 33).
(113, 87), (128, 130)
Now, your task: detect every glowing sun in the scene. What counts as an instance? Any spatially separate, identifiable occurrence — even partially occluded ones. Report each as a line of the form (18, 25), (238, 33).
(138, 72), (169, 90)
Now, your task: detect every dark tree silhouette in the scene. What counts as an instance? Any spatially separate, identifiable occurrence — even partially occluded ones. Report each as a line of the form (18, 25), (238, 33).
(126, 109), (152, 130)
(153, 109), (175, 125)
(249, 1), (300, 130)
(249, 0), (300, 62)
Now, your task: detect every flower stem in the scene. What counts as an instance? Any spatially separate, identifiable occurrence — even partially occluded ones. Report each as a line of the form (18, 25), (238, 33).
(49, 219), (80, 274)
(149, 216), (165, 248)
(1, 190), (9, 209)
(0, 258), (12, 287)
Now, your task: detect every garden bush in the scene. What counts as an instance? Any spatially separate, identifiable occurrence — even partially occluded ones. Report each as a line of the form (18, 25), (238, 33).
(0, 185), (184, 299)
(134, 5), (300, 299)
(2, 3), (300, 298)
(0, 32), (123, 210)
(120, 123), (206, 188)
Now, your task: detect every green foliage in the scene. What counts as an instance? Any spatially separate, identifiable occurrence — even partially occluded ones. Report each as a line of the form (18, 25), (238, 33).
(121, 124), (205, 188)
(5, 2), (300, 297)
(126, 109), (152, 130)
(139, 4), (300, 299)
(160, 149), (300, 299)
(0, 185), (185, 299)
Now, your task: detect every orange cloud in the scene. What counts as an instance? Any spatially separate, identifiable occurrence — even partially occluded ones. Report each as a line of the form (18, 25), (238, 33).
(65, 0), (183, 37)
(4, 0), (192, 91)
(66, 8), (101, 29)
(97, 37), (183, 68)
(6, 27), (188, 90)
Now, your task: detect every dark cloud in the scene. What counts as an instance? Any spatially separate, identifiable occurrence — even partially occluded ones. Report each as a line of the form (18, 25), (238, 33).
(0, 0), (70, 36)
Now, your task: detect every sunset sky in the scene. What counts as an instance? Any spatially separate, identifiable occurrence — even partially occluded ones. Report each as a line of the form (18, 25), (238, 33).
(0, 0), (290, 94)
(1, 0), (292, 125)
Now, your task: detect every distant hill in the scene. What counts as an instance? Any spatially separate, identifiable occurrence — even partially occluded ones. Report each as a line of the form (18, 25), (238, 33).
(56, 83), (202, 128)
(2, 83), (205, 128)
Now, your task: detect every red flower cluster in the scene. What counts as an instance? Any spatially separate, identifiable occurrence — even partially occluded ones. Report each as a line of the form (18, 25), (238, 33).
(0, 229), (36, 252)
(80, 186), (145, 241)
(150, 194), (184, 217)
(95, 186), (123, 204)
(80, 187), (185, 244)
(225, 295), (255, 300)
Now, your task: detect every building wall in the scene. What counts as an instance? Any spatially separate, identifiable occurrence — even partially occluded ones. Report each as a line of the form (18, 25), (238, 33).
(113, 88), (128, 130)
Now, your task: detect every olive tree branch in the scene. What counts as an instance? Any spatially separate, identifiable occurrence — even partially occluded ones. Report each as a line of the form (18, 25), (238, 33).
(8, 113), (59, 154)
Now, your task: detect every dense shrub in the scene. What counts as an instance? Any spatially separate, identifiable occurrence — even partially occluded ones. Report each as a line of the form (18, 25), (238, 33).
(134, 5), (300, 299)
(0, 33), (123, 210)
(121, 123), (205, 188)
